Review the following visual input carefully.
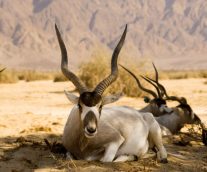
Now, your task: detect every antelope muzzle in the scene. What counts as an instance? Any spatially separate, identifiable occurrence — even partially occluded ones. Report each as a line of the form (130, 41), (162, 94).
(83, 111), (98, 138)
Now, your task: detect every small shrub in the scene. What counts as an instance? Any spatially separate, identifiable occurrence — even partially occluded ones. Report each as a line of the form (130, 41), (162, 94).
(0, 70), (19, 83)
(79, 57), (151, 97)
(0, 69), (55, 83)
(20, 71), (53, 82)
(53, 73), (67, 82)
(159, 70), (207, 80)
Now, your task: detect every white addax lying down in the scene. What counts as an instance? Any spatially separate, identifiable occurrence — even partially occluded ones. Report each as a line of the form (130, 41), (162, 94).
(55, 24), (167, 163)
(120, 64), (202, 136)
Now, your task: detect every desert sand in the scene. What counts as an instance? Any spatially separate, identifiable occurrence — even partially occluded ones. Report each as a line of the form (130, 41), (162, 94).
(0, 78), (207, 172)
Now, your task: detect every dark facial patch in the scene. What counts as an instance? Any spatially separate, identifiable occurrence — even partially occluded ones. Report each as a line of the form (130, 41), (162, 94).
(80, 92), (102, 107)
(83, 111), (98, 128)
(153, 98), (166, 107)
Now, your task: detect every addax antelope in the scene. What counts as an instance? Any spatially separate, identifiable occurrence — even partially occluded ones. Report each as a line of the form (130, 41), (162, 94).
(55, 24), (167, 163)
(121, 64), (201, 135)
(143, 69), (207, 144)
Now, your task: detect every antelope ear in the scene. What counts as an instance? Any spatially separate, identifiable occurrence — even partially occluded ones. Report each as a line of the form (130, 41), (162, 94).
(144, 96), (151, 103)
(64, 90), (79, 104)
(102, 92), (123, 105)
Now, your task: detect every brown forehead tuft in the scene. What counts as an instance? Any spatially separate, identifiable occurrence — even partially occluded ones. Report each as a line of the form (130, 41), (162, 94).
(80, 92), (102, 107)
(153, 98), (166, 107)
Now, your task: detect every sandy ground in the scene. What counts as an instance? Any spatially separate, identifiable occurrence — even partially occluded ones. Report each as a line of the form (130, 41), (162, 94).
(0, 78), (207, 172)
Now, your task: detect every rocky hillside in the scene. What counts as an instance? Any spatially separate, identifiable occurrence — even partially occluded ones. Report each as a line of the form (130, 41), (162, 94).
(1, 0), (207, 70)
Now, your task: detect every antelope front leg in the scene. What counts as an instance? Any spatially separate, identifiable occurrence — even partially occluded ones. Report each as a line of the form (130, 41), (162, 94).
(100, 137), (124, 162)
(149, 121), (168, 163)
(143, 113), (168, 163)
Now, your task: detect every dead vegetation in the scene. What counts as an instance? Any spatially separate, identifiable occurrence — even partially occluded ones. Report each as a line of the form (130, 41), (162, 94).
(1, 62), (207, 87)
(78, 58), (207, 97)
(78, 57), (150, 97)
(0, 69), (54, 83)
(160, 70), (207, 80)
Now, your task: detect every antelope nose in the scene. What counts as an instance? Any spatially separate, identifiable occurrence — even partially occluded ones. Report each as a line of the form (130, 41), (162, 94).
(86, 126), (96, 134)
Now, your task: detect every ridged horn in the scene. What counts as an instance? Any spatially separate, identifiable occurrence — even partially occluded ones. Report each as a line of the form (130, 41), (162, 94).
(55, 24), (88, 94)
(94, 25), (127, 95)
(152, 62), (158, 83)
(152, 62), (165, 97)
(143, 74), (168, 98)
(144, 67), (187, 104)
(140, 75), (162, 98)
(145, 76), (170, 98)
(120, 65), (158, 98)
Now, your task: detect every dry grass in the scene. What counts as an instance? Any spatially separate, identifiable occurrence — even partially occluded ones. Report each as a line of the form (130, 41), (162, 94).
(0, 68), (69, 83)
(78, 57), (207, 97)
(53, 73), (67, 82)
(0, 70), (19, 83)
(159, 70), (207, 80)
(1, 63), (207, 88)
(0, 70), (63, 83)
(18, 70), (54, 82)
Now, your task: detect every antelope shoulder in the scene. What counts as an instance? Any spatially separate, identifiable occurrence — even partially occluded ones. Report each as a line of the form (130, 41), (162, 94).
(102, 106), (150, 156)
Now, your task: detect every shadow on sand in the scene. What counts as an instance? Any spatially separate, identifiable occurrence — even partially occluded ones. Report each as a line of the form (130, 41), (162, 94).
(0, 132), (207, 172)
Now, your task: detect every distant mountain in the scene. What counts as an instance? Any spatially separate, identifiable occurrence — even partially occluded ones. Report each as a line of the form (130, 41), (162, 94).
(0, 0), (207, 70)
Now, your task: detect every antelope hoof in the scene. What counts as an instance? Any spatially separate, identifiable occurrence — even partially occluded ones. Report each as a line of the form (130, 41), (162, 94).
(160, 158), (168, 163)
